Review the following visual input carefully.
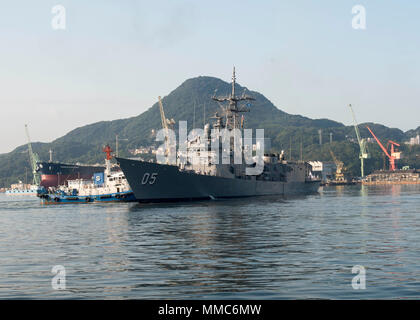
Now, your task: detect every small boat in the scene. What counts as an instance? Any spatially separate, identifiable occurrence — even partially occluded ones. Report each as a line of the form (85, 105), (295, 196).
(37, 145), (136, 204)
(5, 183), (41, 196)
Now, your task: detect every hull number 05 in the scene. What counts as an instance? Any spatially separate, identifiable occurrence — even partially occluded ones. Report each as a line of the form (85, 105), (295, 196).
(141, 173), (158, 185)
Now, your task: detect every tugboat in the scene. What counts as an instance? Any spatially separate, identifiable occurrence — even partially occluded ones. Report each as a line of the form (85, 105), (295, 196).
(37, 145), (136, 204)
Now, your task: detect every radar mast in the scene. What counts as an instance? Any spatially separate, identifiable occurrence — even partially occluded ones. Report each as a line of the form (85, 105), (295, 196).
(212, 67), (255, 130)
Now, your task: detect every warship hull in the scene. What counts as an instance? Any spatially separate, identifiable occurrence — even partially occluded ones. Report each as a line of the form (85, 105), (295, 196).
(117, 158), (320, 202)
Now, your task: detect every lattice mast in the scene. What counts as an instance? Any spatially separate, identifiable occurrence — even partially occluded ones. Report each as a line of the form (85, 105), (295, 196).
(212, 67), (255, 130)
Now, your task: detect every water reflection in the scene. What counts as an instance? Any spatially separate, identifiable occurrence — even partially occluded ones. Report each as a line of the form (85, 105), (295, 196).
(123, 195), (325, 297)
(125, 200), (279, 296)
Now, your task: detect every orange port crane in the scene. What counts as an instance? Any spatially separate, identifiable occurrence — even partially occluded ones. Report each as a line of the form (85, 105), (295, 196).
(366, 126), (401, 171)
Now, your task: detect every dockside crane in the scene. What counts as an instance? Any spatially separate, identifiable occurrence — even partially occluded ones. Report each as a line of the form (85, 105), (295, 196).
(24, 124), (41, 185)
(366, 125), (401, 171)
(329, 149), (345, 182)
(348, 104), (370, 177)
(157, 96), (175, 161)
(158, 96), (175, 132)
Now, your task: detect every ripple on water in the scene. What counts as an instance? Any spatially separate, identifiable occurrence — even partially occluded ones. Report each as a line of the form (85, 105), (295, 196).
(0, 185), (419, 299)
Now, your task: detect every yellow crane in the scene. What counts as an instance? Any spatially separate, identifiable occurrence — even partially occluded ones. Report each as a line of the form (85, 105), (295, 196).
(329, 149), (345, 182)
(158, 96), (175, 132)
(157, 96), (175, 161)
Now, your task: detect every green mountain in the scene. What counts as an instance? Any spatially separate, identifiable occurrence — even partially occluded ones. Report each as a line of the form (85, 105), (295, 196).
(405, 126), (420, 138)
(0, 76), (418, 187)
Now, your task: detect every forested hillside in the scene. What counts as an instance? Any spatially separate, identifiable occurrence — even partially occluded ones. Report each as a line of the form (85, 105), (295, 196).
(0, 76), (418, 187)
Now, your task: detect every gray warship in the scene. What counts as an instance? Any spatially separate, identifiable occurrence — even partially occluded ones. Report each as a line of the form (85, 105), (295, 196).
(117, 69), (320, 202)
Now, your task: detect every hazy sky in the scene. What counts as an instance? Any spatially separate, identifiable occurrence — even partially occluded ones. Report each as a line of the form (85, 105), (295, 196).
(1, 0), (419, 153)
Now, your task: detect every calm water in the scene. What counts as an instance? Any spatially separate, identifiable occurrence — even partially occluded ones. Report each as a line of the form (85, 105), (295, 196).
(0, 185), (419, 299)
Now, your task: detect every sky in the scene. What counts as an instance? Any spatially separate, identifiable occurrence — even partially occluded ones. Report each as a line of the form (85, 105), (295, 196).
(0, 0), (419, 153)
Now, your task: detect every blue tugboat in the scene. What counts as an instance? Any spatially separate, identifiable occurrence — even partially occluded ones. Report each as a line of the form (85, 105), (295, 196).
(37, 146), (136, 204)
(37, 188), (136, 204)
